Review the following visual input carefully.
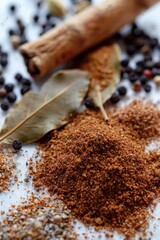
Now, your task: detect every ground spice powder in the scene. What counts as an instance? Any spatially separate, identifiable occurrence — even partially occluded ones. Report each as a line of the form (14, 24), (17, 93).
(32, 100), (160, 239)
(0, 147), (15, 193)
(77, 44), (117, 92)
(0, 196), (77, 240)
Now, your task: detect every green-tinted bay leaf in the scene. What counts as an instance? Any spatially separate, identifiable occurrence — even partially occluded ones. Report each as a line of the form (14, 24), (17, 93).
(0, 70), (89, 144)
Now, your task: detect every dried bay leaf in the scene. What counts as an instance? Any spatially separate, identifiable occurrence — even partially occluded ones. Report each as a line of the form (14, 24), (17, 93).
(0, 70), (89, 144)
(94, 84), (109, 121)
(46, 0), (67, 17)
(74, 0), (90, 14)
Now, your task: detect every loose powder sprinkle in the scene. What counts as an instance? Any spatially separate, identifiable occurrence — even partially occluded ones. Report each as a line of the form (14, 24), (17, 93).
(32, 100), (160, 239)
(0, 146), (16, 193)
(0, 196), (77, 240)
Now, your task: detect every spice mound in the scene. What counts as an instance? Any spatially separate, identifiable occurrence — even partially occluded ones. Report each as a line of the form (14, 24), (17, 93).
(0, 147), (15, 193)
(33, 100), (160, 239)
(114, 100), (160, 141)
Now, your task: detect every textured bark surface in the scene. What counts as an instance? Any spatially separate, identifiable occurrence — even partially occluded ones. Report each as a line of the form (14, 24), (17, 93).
(19, 0), (159, 79)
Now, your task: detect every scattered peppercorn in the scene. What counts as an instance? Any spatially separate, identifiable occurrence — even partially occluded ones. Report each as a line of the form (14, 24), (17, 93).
(6, 92), (17, 103)
(8, 29), (16, 36)
(129, 73), (138, 83)
(33, 15), (39, 23)
(121, 59), (129, 67)
(155, 62), (160, 68)
(46, 13), (52, 20)
(37, 1), (42, 8)
(12, 140), (22, 151)
(21, 85), (31, 95)
(117, 86), (127, 96)
(84, 98), (95, 109)
(15, 73), (23, 83)
(140, 76), (149, 85)
(5, 83), (14, 93)
(1, 101), (9, 111)
(0, 56), (8, 68)
(144, 84), (152, 93)
(110, 93), (120, 104)
(9, 4), (16, 13)
(22, 78), (32, 86)
(0, 77), (5, 86)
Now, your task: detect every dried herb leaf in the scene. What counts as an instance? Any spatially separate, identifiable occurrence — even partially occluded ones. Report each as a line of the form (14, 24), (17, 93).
(94, 84), (109, 121)
(0, 70), (89, 144)
(46, 0), (67, 17)
(93, 43), (121, 104)
(74, 0), (90, 14)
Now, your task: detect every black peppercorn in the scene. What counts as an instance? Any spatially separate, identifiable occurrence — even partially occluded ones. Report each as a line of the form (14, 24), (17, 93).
(37, 1), (42, 8)
(121, 59), (129, 67)
(46, 13), (52, 20)
(12, 140), (22, 151)
(140, 76), (149, 85)
(110, 93), (120, 104)
(144, 84), (152, 93)
(126, 45), (136, 55)
(22, 78), (32, 86)
(152, 68), (160, 77)
(136, 61), (145, 68)
(33, 15), (39, 23)
(129, 73), (138, 83)
(6, 92), (17, 103)
(1, 52), (8, 58)
(5, 83), (14, 93)
(10, 5), (16, 13)
(84, 98), (95, 109)
(155, 62), (160, 69)
(8, 29), (16, 36)
(15, 73), (23, 83)
(135, 66), (143, 76)
(149, 38), (158, 49)
(0, 57), (8, 68)
(0, 76), (5, 86)
(132, 28), (142, 36)
(21, 85), (31, 95)
(117, 86), (127, 96)
(1, 101), (9, 111)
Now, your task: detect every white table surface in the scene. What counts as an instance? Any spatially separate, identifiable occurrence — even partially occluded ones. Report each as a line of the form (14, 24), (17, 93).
(0, 1), (160, 239)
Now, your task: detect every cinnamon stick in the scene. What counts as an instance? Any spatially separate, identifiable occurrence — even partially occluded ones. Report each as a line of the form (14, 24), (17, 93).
(20, 0), (158, 79)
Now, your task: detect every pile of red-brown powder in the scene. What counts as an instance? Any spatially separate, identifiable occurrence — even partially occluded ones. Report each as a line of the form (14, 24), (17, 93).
(32, 100), (160, 239)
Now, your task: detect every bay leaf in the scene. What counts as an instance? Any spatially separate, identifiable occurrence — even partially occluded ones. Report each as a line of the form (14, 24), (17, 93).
(0, 70), (89, 144)
(94, 84), (109, 121)
(46, 0), (67, 17)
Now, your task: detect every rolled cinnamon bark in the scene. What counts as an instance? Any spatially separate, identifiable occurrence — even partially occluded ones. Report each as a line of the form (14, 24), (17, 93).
(20, 0), (159, 79)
